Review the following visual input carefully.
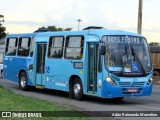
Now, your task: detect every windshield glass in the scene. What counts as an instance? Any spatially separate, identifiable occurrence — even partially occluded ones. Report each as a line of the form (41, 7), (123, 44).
(102, 35), (152, 75)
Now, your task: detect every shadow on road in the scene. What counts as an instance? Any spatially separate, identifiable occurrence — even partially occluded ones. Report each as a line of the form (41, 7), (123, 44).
(15, 86), (143, 106)
(0, 79), (149, 106)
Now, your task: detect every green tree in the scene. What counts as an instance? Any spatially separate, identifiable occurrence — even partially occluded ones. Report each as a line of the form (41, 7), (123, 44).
(48, 26), (57, 31)
(149, 42), (160, 46)
(35, 26), (72, 32)
(64, 28), (72, 31)
(0, 14), (6, 39)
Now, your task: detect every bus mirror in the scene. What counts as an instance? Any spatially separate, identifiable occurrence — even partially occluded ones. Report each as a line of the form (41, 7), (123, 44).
(101, 46), (106, 55)
(28, 64), (33, 71)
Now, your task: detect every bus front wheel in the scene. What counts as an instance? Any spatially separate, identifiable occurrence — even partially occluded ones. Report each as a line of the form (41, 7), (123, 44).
(19, 72), (28, 91)
(72, 78), (83, 101)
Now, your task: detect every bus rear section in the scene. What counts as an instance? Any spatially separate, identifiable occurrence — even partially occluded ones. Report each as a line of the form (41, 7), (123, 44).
(3, 33), (35, 86)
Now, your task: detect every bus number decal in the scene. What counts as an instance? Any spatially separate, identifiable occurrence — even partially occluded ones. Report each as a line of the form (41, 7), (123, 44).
(74, 62), (83, 69)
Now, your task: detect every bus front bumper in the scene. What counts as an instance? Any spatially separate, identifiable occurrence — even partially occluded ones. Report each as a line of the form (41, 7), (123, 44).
(101, 82), (153, 98)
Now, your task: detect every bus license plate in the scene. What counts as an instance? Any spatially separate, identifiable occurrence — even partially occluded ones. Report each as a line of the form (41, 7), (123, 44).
(128, 88), (137, 93)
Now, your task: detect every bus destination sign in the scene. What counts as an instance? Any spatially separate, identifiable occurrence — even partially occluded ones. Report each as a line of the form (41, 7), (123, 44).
(102, 35), (143, 44)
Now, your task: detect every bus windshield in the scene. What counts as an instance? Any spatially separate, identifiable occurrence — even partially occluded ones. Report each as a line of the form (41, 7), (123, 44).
(102, 35), (152, 75)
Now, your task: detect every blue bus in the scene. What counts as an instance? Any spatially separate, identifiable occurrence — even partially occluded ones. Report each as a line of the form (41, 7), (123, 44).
(3, 27), (153, 100)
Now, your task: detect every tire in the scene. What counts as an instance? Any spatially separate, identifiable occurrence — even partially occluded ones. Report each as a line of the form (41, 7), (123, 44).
(1, 70), (3, 79)
(19, 72), (28, 91)
(72, 78), (83, 101)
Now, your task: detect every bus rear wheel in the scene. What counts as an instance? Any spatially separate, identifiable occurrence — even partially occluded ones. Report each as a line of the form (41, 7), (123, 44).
(19, 72), (28, 91)
(72, 78), (83, 101)
(1, 70), (3, 79)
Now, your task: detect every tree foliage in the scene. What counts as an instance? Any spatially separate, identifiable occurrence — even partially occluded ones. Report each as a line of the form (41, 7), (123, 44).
(149, 42), (160, 46)
(35, 26), (72, 32)
(0, 14), (6, 39)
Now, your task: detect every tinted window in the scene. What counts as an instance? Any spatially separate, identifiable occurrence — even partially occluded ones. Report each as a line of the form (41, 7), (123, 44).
(65, 36), (84, 59)
(48, 37), (64, 58)
(5, 38), (18, 56)
(18, 38), (30, 56)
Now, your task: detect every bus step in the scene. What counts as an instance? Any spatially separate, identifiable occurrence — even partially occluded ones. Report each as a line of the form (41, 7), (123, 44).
(35, 85), (44, 89)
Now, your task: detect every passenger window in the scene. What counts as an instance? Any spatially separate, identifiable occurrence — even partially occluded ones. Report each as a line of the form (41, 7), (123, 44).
(65, 36), (84, 59)
(48, 37), (64, 58)
(18, 38), (30, 56)
(5, 38), (18, 56)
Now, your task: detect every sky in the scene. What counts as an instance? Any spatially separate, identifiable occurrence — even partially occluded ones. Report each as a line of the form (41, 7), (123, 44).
(0, 0), (159, 43)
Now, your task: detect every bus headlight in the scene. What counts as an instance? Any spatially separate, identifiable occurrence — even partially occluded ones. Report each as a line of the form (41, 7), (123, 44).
(106, 75), (117, 86)
(146, 77), (153, 85)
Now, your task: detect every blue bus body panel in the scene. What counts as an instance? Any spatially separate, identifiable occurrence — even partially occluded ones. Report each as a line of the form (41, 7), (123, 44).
(102, 81), (152, 98)
(4, 57), (34, 85)
(45, 59), (84, 92)
(101, 74), (153, 98)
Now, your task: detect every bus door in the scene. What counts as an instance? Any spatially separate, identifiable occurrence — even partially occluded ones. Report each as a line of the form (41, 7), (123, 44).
(88, 43), (98, 94)
(35, 43), (47, 85)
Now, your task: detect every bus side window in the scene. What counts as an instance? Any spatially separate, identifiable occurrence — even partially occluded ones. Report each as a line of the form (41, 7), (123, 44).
(48, 36), (64, 58)
(64, 36), (84, 59)
(5, 38), (18, 56)
(18, 37), (30, 57)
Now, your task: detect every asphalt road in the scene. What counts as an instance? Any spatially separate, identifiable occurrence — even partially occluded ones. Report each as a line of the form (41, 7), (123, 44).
(0, 78), (160, 120)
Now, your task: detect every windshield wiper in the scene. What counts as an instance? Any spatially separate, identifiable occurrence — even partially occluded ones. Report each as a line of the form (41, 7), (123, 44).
(130, 45), (146, 76)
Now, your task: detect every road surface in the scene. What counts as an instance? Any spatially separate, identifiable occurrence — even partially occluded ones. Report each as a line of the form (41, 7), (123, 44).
(0, 78), (160, 120)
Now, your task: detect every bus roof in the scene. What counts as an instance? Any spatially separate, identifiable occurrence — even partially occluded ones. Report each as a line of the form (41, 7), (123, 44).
(35, 29), (144, 37)
(88, 29), (144, 37)
(6, 33), (37, 38)
(6, 28), (144, 38)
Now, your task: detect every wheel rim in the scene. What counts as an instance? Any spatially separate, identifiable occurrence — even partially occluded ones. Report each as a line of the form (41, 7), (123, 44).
(74, 83), (81, 96)
(20, 76), (26, 88)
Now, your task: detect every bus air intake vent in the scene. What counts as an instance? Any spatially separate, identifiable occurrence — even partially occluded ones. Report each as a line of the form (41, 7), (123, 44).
(118, 82), (145, 86)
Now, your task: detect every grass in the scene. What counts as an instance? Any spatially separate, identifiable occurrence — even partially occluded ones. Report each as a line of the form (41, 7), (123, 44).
(0, 85), (89, 120)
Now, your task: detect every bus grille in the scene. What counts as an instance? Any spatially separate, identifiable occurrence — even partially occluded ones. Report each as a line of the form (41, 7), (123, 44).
(118, 82), (145, 86)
